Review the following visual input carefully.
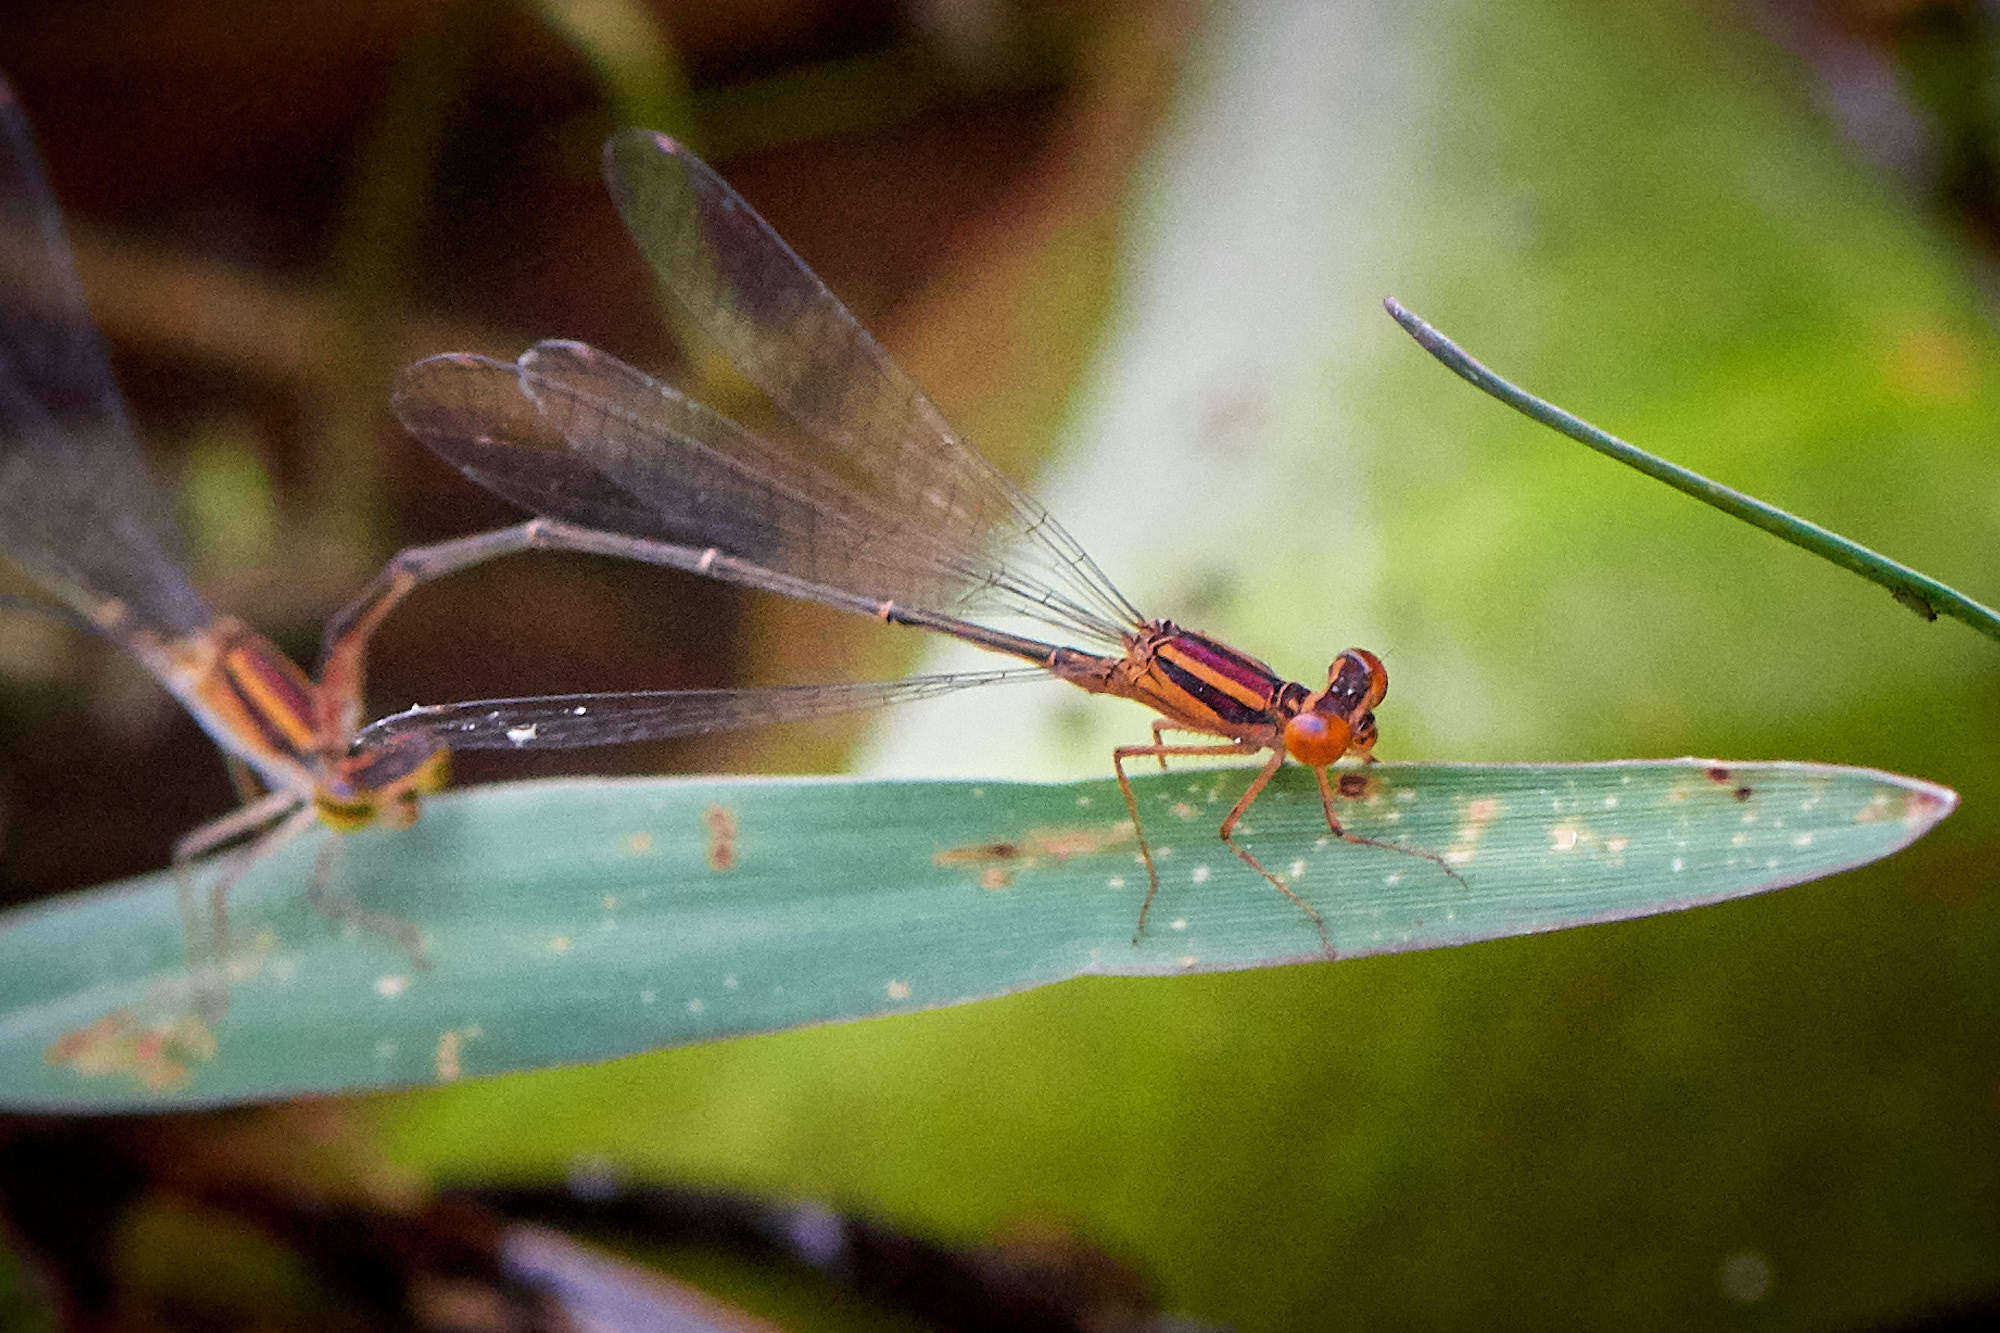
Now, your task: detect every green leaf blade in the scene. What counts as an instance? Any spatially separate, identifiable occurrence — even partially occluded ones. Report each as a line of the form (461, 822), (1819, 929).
(0, 759), (1951, 1111)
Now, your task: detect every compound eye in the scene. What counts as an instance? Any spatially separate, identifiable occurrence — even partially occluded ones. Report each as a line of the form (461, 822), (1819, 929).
(1284, 710), (1353, 767)
(1326, 648), (1387, 712)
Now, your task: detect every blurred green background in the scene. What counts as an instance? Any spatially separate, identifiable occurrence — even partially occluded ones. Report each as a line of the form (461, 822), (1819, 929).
(3, 0), (1999, 1327)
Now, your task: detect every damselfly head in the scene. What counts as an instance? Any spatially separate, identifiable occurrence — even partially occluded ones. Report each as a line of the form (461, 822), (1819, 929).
(316, 734), (451, 832)
(1326, 648), (1388, 712)
(1282, 649), (1387, 767)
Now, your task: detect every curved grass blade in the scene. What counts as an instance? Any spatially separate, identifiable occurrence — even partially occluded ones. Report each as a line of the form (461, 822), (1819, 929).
(1383, 297), (2000, 644)
(0, 758), (1953, 1111)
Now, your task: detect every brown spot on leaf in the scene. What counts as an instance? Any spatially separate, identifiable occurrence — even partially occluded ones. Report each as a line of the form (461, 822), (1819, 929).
(703, 804), (737, 871)
(935, 840), (1021, 866)
(935, 822), (1134, 885)
(1703, 766), (1752, 801)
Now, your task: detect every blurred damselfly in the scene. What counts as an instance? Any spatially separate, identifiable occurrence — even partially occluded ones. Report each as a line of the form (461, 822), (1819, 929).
(0, 78), (628, 974)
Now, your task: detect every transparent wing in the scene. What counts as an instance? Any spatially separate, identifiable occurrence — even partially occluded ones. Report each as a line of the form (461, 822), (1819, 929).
(602, 129), (1142, 635)
(521, 338), (1136, 642)
(394, 345), (1135, 646)
(0, 77), (210, 637)
(390, 352), (672, 539)
(356, 668), (1048, 752)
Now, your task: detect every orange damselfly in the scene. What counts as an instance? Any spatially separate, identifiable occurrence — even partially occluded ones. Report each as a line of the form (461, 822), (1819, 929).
(0, 77), (629, 971)
(355, 130), (1460, 953)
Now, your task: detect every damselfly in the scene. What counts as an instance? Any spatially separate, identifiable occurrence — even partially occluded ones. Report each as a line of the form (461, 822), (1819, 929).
(356, 130), (1459, 953)
(0, 77), (633, 971)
